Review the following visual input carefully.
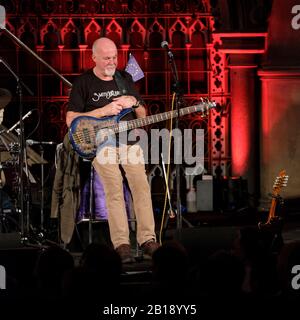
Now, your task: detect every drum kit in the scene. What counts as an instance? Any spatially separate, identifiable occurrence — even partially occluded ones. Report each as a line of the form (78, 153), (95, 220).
(0, 5), (67, 244)
(0, 88), (47, 237)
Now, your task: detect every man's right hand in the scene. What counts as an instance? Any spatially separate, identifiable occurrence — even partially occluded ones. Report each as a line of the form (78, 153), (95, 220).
(101, 101), (123, 116)
(66, 101), (123, 127)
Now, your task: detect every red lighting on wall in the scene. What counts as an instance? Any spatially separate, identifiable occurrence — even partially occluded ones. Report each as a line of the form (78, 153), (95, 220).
(231, 101), (251, 175)
(230, 66), (255, 176)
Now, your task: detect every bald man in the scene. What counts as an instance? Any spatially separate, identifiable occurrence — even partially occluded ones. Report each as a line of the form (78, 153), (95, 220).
(67, 37), (159, 263)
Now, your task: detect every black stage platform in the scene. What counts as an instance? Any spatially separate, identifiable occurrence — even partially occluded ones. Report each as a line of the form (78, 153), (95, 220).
(1, 207), (300, 280)
(0, 208), (300, 319)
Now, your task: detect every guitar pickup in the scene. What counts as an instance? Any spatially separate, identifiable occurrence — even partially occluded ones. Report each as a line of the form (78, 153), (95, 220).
(83, 128), (92, 144)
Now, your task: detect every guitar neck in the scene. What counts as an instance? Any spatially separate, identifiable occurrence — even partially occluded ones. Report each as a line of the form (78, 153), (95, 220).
(111, 102), (212, 133)
(267, 198), (277, 224)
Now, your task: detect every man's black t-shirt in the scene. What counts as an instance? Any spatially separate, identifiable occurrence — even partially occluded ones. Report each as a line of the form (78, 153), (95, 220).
(68, 69), (142, 113)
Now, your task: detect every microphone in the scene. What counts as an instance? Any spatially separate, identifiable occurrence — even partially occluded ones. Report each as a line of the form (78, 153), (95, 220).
(26, 139), (56, 146)
(161, 41), (174, 59)
(7, 110), (34, 133)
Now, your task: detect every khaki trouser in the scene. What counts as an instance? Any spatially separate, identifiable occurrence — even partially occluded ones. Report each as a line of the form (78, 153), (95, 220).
(93, 145), (156, 249)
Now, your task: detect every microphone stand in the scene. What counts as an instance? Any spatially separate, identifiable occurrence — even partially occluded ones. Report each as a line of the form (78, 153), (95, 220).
(165, 48), (184, 239)
(39, 144), (45, 233)
(0, 57), (34, 244)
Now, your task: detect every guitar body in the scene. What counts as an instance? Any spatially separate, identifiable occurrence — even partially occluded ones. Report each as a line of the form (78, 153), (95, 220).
(69, 108), (134, 158)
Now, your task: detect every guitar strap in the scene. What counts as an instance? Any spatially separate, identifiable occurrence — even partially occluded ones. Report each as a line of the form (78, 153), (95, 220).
(114, 70), (145, 106)
(113, 70), (137, 146)
(113, 70), (130, 96)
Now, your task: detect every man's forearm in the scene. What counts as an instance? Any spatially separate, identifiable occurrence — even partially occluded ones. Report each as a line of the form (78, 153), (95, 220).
(66, 109), (104, 127)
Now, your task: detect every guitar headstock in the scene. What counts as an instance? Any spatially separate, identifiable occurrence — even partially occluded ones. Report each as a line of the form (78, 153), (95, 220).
(272, 170), (289, 197)
(199, 98), (217, 117)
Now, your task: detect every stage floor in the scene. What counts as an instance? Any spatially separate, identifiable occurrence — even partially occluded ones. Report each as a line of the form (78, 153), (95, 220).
(1, 206), (300, 286)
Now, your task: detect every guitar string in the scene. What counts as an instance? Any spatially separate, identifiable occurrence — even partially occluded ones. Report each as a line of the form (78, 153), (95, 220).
(72, 103), (210, 142)
(72, 102), (214, 152)
(72, 103), (212, 153)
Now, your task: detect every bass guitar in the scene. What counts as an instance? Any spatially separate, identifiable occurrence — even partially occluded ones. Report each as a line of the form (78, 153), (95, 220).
(69, 99), (216, 158)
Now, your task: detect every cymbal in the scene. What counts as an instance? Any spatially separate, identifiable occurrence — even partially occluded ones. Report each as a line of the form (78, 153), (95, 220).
(0, 88), (12, 109)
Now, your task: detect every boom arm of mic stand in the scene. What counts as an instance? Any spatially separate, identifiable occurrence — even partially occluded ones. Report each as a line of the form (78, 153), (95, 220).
(0, 26), (72, 88)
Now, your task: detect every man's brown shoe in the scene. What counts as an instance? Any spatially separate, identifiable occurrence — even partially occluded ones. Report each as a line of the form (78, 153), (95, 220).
(115, 244), (134, 264)
(141, 240), (160, 260)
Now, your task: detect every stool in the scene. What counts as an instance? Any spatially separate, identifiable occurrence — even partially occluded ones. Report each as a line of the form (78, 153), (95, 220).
(77, 162), (139, 255)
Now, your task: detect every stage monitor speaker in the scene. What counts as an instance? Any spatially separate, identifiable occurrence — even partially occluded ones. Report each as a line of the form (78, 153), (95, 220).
(174, 226), (239, 265)
(196, 178), (213, 211)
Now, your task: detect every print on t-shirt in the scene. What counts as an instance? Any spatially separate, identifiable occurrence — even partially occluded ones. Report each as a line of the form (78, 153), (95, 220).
(92, 90), (120, 102)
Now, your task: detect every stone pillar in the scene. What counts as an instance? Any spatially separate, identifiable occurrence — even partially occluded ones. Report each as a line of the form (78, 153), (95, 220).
(228, 54), (258, 197)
